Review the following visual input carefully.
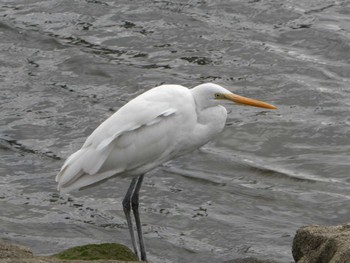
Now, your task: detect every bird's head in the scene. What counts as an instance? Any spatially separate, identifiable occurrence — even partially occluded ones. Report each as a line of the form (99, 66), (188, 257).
(191, 83), (276, 111)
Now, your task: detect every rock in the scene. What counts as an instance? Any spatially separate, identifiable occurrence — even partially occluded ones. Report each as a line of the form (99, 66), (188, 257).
(292, 223), (350, 263)
(0, 240), (33, 260)
(0, 240), (141, 263)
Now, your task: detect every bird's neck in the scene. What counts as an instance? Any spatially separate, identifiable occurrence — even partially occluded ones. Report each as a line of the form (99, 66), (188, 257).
(191, 87), (214, 113)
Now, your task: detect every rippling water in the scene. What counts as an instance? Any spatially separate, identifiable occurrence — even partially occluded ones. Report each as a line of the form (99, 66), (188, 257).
(1, 1), (350, 262)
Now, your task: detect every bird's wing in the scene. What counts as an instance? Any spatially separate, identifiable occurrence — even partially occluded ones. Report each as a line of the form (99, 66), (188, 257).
(56, 85), (196, 192)
(96, 108), (177, 152)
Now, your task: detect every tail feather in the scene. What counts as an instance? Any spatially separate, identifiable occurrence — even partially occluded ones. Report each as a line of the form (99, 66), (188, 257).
(58, 169), (122, 194)
(55, 149), (84, 182)
(56, 149), (87, 187)
(56, 146), (113, 193)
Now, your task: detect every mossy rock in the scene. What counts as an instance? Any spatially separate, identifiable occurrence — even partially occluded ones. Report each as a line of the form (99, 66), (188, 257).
(53, 243), (138, 261)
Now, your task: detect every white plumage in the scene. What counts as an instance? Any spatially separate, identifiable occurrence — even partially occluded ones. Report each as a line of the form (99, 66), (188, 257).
(56, 83), (275, 193)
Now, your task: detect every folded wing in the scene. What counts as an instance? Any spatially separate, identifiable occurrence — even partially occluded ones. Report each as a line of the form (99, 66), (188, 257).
(56, 85), (196, 193)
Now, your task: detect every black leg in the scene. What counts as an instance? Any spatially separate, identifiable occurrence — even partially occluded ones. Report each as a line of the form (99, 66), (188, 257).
(131, 174), (147, 262)
(122, 177), (139, 259)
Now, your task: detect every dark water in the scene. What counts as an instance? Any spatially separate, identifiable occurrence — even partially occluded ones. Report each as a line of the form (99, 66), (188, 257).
(1, 0), (350, 262)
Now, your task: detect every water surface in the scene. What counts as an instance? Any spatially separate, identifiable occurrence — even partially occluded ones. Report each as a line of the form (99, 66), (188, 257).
(1, 1), (350, 262)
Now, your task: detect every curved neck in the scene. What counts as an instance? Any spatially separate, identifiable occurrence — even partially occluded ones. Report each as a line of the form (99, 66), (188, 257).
(190, 86), (215, 113)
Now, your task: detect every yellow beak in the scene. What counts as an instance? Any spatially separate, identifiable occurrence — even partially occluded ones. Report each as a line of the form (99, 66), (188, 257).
(224, 93), (277, 110)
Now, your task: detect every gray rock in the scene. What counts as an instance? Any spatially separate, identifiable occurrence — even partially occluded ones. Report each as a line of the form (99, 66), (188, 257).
(0, 240), (33, 260)
(292, 223), (350, 263)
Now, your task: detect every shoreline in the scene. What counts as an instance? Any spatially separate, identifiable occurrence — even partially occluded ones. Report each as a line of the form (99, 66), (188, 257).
(1, 223), (349, 263)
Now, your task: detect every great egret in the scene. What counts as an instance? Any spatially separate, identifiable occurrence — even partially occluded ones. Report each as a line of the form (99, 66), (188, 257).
(56, 83), (276, 261)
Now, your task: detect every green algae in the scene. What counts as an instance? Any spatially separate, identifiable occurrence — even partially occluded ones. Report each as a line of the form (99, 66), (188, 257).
(53, 243), (138, 261)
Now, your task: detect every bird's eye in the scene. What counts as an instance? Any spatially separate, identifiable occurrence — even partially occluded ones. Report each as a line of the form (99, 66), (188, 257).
(214, 93), (221, 99)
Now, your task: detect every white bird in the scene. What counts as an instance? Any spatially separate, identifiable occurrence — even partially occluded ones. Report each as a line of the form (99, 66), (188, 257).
(56, 83), (276, 261)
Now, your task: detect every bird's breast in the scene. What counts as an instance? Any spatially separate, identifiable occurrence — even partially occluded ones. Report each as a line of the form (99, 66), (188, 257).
(177, 105), (227, 155)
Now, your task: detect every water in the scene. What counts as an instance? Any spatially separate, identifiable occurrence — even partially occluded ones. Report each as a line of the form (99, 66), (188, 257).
(1, 0), (350, 262)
